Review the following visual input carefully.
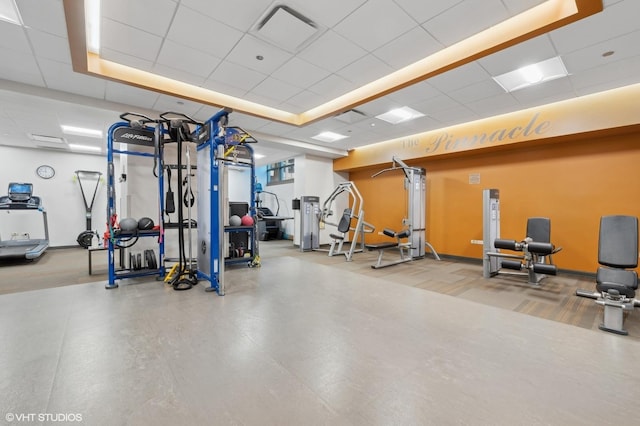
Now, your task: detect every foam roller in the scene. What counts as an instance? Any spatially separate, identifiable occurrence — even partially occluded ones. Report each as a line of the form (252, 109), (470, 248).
(533, 263), (557, 275)
(501, 260), (523, 270)
(494, 239), (518, 250)
(527, 242), (555, 255)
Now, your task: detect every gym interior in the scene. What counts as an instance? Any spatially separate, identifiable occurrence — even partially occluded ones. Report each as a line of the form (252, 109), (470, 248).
(1, 0), (639, 424)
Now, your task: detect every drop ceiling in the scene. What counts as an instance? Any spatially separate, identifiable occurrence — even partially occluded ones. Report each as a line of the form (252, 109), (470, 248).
(0, 0), (638, 165)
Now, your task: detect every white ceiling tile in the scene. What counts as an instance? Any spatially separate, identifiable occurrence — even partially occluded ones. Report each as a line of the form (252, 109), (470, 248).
(225, 35), (293, 74)
(38, 58), (106, 99)
(100, 48), (155, 72)
(0, 20), (31, 53)
(105, 82), (161, 110)
(427, 104), (478, 126)
(465, 93), (521, 116)
(27, 29), (71, 64)
(550, 0), (640, 54)
(374, 27), (443, 69)
(287, 0), (366, 28)
(388, 81), (442, 105)
(308, 74), (354, 101)
(0, 47), (44, 86)
(355, 97), (403, 117)
(423, 0), (508, 46)
(271, 57), (331, 89)
(248, 77), (303, 104)
(570, 55), (640, 94)
(337, 54), (394, 86)
(242, 92), (283, 110)
(152, 63), (206, 87)
(228, 112), (273, 131)
(429, 62), (490, 93)
(254, 121), (298, 137)
(478, 34), (558, 75)
(181, 0), (273, 32)
(201, 80), (248, 99)
(282, 90), (323, 112)
(500, 0), (546, 15)
(413, 94), (461, 116)
(563, 30), (640, 74)
(102, 0), (177, 37)
(16, 0), (67, 37)
(448, 79), (505, 104)
(332, 0), (416, 51)
(168, 5), (244, 59)
(101, 18), (163, 62)
(393, 0), (463, 24)
(298, 30), (367, 73)
(510, 77), (575, 104)
(156, 40), (220, 79)
(206, 61), (266, 93)
(153, 95), (203, 117)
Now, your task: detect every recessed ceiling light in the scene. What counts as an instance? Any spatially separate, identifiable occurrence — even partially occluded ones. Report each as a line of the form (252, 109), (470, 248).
(69, 143), (102, 152)
(375, 106), (425, 124)
(602, 50), (615, 57)
(85, 0), (101, 53)
(29, 134), (65, 144)
(311, 131), (348, 143)
(492, 56), (568, 93)
(254, 153), (265, 159)
(0, 0), (23, 25)
(256, 55), (264, 61)
(61, 125), (103, 138)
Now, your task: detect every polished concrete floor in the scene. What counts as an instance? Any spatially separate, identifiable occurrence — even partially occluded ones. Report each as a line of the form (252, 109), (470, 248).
(1, 246), (640, 425)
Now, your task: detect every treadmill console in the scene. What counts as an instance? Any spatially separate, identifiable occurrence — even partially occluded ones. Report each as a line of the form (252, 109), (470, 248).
(0, 183), (41, 209)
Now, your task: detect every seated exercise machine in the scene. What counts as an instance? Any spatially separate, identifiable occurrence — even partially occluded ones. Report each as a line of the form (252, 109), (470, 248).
(370, 157), (440, 265)
(319, 182), (374, 261)
(576, 215), (639, 335)
(0, 182), (49, 260)
(365, 228), (412, 269)
(483, 189), (561, 284)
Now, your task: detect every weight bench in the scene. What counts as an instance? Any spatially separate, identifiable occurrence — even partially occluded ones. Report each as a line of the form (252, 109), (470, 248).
(486, 217), (562, 284)
(365, 228), (412, 269)
(576, 215), (640, 335)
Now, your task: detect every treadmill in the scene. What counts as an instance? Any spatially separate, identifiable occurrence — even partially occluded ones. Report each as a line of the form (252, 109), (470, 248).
(0, 182), (49, 260)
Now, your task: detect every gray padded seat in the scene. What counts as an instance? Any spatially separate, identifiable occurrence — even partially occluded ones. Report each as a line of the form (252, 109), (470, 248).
(595, 215), (638, 298)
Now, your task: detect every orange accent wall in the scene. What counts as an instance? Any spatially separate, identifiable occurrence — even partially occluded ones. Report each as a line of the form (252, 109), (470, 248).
(350, 133), (640, 273)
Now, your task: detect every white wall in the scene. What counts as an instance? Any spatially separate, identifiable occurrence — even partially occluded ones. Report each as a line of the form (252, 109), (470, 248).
(293, 155), (349, 245)
(0, 145), (116, 247)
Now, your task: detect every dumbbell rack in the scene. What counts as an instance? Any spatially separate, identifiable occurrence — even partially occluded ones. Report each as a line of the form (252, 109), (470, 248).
(105, 117), (165, 289)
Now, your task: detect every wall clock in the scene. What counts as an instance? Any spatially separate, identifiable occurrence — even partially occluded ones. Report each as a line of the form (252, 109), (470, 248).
(36, 165), (55, 179)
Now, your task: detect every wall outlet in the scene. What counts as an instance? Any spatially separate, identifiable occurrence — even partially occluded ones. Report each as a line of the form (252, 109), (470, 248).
(470, 239), (483, 245)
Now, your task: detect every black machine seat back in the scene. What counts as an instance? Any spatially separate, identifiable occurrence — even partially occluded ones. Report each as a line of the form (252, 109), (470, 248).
(596, 215), (639, 298)
(526, 217), (551, 243)
(337, 208), (352, 233)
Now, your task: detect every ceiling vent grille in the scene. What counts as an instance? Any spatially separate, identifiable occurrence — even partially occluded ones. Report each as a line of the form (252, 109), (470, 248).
(334, 109), (368, 124)
(254, 5), (321, 53)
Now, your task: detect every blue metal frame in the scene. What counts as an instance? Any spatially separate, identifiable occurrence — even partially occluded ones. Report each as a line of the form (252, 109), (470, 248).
(105, 121), (165, 289)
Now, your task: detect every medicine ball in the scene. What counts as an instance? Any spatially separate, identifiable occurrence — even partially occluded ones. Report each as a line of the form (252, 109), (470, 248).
(229, 215), (242, 226)
(138, 217), (155, 230)
(241, 214), (254, 226)
(119, 217), (138, 232)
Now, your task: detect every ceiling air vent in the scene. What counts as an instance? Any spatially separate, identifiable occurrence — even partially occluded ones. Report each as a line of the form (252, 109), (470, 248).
(254, 5), (320, 53)
(334, 109), (368, 124)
